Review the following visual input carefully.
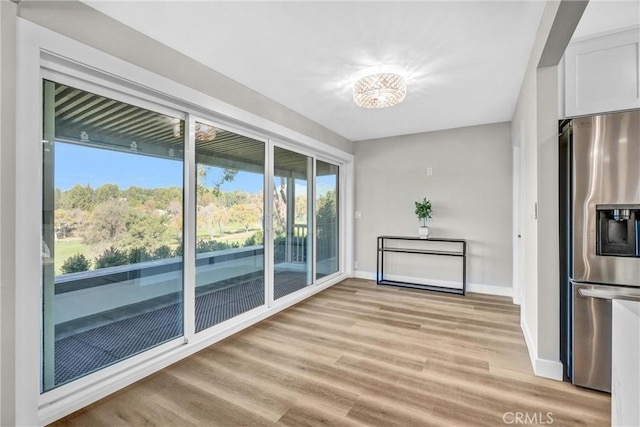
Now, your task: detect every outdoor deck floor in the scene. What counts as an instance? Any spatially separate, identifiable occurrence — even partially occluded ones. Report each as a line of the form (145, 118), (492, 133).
(54, 271), (308, 387)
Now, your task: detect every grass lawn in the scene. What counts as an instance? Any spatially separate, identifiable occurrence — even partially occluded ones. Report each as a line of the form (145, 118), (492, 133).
(55, 239), (90, 274)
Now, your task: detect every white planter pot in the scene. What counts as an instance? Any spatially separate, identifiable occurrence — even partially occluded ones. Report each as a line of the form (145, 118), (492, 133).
(418, 226), (430, 239)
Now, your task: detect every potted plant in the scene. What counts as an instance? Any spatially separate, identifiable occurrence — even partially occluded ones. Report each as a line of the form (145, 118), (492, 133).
(414, 197), (432, 238)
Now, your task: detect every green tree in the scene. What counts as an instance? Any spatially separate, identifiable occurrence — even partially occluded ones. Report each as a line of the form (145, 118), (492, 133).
(60, 253), (91, 274)
(295, 194), (308, 223)
(120, 211), (170, 249)
(60, 184), (95, 210)
(94, 183), (121, 205)
(152, 187), (182, 210)
(55, 208), (89, 240)
(197, 165), (238, 198)
(83, 198), (130, 244)
(317, 190), (337, 238)
(231, 204), (260, 232)
(122, 186), (153, 207)
(198, 203), (229, 238)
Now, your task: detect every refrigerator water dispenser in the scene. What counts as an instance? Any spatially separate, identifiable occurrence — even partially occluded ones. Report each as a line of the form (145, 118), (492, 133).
(596, 204), (640, 257)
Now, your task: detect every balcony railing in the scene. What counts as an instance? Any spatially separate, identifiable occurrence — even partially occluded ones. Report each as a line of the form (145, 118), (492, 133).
(54, 246), (264, 325)
(286, 223), (337, 263)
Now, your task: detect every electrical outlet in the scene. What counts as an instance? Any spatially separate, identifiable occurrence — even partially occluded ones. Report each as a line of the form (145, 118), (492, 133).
(355, 211), (362, 219)
(354, 261), (359, 269)
(427, 167), (433, 176)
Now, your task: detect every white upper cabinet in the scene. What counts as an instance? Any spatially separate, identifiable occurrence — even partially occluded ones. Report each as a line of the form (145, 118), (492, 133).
(564, 28), (640, 117)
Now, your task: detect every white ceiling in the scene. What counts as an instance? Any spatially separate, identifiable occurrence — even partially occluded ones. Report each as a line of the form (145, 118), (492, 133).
(85, 1), (547, 141)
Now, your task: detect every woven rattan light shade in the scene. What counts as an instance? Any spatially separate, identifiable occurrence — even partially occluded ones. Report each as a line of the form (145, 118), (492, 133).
(353, 73), (406, 109)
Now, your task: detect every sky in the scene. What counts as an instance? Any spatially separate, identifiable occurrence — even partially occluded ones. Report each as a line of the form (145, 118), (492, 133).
(55, 142), (336, 196)
(55, 143), (262, 193)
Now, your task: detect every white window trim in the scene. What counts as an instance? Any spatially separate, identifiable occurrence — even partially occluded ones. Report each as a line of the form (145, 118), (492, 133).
(16, 18), (354, 426)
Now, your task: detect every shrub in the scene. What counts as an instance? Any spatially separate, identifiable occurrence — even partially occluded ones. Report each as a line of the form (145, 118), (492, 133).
(95, 246), (129, 269)
(127, 247), (153, 264)
(274, 234), (287, 263)
(153, 245), (173, 259)
(173, 244), (183, 257)
(60, 253), (91, 274)
(243, 229), (264, 246)
(196, 239), (236, 253)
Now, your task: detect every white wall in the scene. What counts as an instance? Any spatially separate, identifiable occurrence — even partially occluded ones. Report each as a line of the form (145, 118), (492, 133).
(536, 66), (560, 363)
(511, 1), (579, 380)
(512, 7), (551, 378)
(353, 122), (513, 295)
(0, 1), (17, 424)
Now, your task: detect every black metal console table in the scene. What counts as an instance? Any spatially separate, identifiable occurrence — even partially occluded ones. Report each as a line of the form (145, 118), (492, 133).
(376, 236), (467, 295)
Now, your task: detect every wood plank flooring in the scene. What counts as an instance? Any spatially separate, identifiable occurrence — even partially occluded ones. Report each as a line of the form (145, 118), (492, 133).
(51, 279), (610, 426)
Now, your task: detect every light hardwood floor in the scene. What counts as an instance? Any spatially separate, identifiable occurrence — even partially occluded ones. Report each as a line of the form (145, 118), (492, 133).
(52, 279), (610, 426)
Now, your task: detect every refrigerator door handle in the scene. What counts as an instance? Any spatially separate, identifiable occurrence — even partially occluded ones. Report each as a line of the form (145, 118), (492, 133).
(578, 288), (640, 302)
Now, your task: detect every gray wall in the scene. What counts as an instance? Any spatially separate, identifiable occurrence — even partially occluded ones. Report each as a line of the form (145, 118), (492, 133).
(353, 122), (513, 291)
(18, 0), (352, 154)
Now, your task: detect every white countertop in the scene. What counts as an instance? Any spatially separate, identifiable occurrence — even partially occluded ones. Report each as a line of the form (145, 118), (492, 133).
(612, 299), (640, 427)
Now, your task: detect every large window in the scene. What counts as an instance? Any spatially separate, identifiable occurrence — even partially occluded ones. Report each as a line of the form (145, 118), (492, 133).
(40, 79), (343, 393)
(42, 81), (184, 391)
(195, 121), (265, 332)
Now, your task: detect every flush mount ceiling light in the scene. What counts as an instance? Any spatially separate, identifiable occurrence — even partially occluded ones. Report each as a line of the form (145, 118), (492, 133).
(173, 122), (217, 142)
(194, 122), (217, 143)
(353, 73), (407, 109)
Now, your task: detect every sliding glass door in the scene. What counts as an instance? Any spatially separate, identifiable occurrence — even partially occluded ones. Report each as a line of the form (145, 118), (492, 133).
(40, 79), (342, 393)
(194, 121), (265, 332)
(42, 81), (185, 391)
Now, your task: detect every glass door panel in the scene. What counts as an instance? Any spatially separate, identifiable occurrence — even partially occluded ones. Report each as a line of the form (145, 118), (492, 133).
(316, 161), (339, 278)
(273, 146), (313, 299)
(194, 122), (265, 332)
(42, 80), (184, 391)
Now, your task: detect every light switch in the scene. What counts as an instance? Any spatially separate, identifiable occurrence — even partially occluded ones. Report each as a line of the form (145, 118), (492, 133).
(355, 211), (362, 219)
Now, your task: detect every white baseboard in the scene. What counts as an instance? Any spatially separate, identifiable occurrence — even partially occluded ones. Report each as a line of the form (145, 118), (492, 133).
(521, 316), (563, 381)
(467, 283), (512, 297)
(535, 358), (564, 380)
(352, 270), (375, 280)
(352, 270), (513, 297)
(521, 316), (538, 373)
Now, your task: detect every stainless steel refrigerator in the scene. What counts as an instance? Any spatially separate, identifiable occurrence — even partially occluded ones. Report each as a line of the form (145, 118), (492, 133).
(564, 110), (640, 392)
